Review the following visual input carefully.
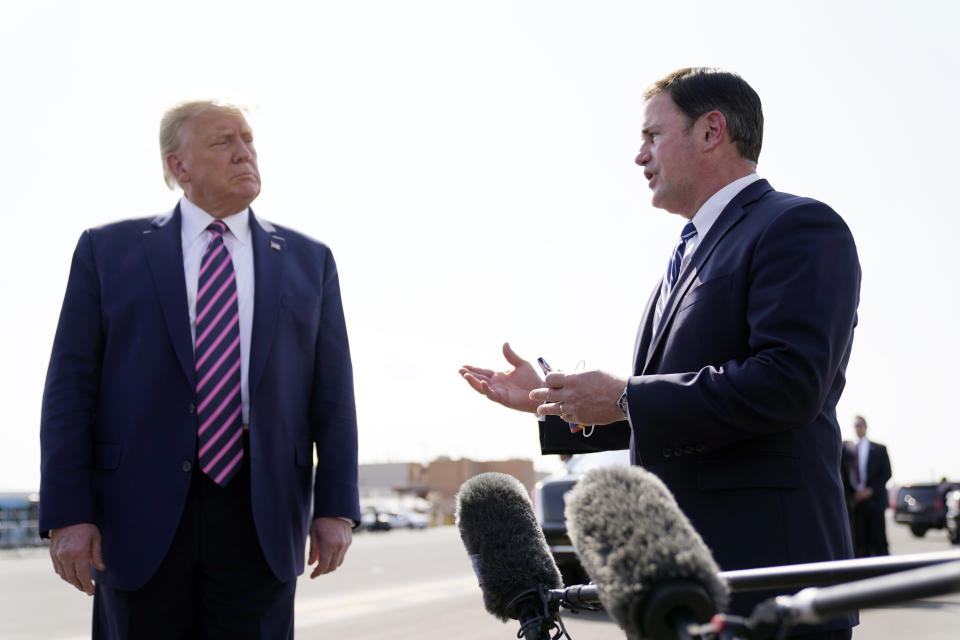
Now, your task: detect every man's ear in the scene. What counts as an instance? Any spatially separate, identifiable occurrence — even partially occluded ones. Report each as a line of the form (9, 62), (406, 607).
(701, 110), (727, 152)
(165, 153), (189, 185)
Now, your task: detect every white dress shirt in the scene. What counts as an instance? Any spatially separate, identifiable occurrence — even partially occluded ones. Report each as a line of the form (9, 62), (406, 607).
(180, 198), (255, 426)
(856, 437), (870, 490)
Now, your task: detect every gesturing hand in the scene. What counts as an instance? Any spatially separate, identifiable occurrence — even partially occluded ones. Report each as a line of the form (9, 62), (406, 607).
(530, 369), (627, 427)
(459, 342), (543, 414)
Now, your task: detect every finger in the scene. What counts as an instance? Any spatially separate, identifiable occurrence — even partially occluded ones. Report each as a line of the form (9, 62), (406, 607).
(502, 342), (526, 367)
(459, 364), (495, 378)
(529, 386), (564, 402)
(91, 533), (106, 571)
(544, 372), (568, 388)
(307, 533), (317, 565)
(311, 545), (334, 577)
(536, 401), (564, 416)
(477, 380), (503, 403)
(332, 541), (349, 570)
(461, 372), (488, 394)
(75, 560), (95, 596)
(59, 558), (82, 592)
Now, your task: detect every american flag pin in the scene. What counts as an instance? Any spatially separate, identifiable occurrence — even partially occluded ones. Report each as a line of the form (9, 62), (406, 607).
(270, 240), (281, 251)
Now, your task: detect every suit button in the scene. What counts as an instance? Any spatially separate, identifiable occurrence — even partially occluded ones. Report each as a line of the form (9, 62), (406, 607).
(662, 448), (672, 459)
(188, 403), (196, 414)
(181, 461), (192, 472)
(674, 448), (684, 457)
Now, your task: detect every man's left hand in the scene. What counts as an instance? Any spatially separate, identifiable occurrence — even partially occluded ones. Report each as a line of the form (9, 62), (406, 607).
(530, 370), (627, 426)
(308, 517), (352, 578)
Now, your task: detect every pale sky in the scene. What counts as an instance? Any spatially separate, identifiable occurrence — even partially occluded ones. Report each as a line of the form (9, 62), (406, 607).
(2, 0), (958, 491)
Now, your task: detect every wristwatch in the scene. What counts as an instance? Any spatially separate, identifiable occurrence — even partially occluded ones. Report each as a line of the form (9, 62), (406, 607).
(617, 386), (629, 419)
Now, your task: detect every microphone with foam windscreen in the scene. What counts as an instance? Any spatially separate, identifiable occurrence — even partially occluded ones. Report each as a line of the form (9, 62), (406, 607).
(565, 465), (729, 640)
(455, 472), (564, 640)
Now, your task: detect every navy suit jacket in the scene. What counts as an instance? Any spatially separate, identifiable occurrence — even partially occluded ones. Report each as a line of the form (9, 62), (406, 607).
(540, 180), (860, 625)
(39, 205), (360, 590)
(843, 440), (892, 511)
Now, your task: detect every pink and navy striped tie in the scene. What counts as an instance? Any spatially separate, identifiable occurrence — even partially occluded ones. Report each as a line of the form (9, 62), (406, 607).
(195, 220), (244, 486)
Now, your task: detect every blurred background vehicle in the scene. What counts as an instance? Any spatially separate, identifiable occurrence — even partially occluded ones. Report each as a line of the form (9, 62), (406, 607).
(359, 506), (430, 532)
(945, 489), (960, 545)
(892, 480), (957, 538)
(0, 492), (42, 548)
(532, 450), (630, 585)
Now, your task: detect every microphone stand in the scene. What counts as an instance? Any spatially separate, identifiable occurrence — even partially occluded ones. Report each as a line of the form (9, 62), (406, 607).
(694, 560), (960, 639)
(546, 548), (960, 607)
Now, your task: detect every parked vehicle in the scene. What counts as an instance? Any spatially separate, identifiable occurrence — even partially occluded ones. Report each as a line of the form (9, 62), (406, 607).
(0, 493), (42, 548)
(532, 450), (630, 585)
(359, 507), (430, 532)
(892, 482), (955, 537)
(382, 511), (430, 530)
(945, 489), (960, 545)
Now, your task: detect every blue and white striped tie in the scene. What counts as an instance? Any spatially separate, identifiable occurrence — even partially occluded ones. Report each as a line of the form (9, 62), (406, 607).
(653, 221), (697, 332)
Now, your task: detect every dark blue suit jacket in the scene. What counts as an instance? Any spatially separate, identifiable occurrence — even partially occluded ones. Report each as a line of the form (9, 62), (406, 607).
(843, 440), (892, 511)
(541, 180), (860, 627)
(39, 205), (360, 590)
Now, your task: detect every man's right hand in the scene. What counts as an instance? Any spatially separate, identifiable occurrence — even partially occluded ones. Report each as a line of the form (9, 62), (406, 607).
(49, 523), (105, 595)
(459, 342), (543, 414)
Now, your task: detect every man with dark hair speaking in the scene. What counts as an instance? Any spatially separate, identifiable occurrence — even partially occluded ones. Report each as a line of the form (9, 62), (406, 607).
(460, 68), (860, 639)
(40, 101), (360, 638)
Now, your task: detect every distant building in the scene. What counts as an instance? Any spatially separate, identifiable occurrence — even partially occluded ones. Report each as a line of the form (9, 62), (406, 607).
(358, 457), (538, 525)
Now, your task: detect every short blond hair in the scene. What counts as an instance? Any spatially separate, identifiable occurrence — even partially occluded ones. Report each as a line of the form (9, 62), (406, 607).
(159, 100), (248, 189)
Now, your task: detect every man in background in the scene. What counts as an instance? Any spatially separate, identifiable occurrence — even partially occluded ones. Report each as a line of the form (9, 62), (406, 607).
(460, 67), (860, 639)
(844, 415), (892, 556)
(40, 100), (360, 638)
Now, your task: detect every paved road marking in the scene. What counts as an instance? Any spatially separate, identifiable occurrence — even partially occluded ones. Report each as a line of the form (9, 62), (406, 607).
(295, 574), (478, 629)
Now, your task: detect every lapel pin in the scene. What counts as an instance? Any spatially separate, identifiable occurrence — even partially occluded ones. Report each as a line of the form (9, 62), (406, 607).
(270, 240), (282, 251)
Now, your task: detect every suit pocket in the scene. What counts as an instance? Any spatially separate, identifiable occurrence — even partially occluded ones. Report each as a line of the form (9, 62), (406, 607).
(280, 296), (321, 333)
(677, 272), (732, 312)
(281, 295), (320, 309)
(93, 442), (122, 470)
(295, 441), (314, 468)
(696, 454), (800, 491)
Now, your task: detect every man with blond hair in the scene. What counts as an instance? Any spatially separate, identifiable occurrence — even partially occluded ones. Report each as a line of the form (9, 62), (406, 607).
(40, 100), (359, 638)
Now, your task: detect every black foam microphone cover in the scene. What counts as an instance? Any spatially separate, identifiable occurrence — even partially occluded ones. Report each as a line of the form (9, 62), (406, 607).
(455, 472), (563, 622)
(566, 465), (729, 640)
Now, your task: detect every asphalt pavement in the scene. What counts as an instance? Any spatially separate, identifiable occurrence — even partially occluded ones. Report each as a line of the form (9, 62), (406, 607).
(1, 513), (958, 639)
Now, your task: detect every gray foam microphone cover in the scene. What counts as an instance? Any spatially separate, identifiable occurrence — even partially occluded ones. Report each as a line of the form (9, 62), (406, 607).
(565, 465), (729, 636)
(455, 472), (563, 621)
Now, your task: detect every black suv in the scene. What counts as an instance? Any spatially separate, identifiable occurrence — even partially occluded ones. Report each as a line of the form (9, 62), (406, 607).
(533, 451), (630, 585)
(892, 483), (954, 538)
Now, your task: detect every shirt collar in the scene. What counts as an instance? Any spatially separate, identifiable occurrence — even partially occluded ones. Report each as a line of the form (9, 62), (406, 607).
(690, 173), (762, 239)
(179, 197), (251, 246)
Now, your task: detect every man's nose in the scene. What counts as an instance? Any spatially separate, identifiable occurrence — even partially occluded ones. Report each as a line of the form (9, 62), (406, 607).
(233, 140), (254, 162)
(635, 148), (648, 166)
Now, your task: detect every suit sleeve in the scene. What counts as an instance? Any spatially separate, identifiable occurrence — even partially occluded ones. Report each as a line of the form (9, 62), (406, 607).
(39, 231), (104, 534)
(626, 202), (861, 457)
(309, 248), (361, 523)
(539, 416), (631, 455)
(873, 445), (892, 492)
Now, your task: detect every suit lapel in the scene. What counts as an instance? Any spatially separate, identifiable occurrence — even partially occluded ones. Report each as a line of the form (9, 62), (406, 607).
(632, 282), (660, 374)
(248, 210), (285, 398)
(641, 179), (773, 374)
(142, 204), (195, 384)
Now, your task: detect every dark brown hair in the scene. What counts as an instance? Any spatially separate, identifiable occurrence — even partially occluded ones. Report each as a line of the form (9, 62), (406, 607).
(645, 67), (764, 163)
